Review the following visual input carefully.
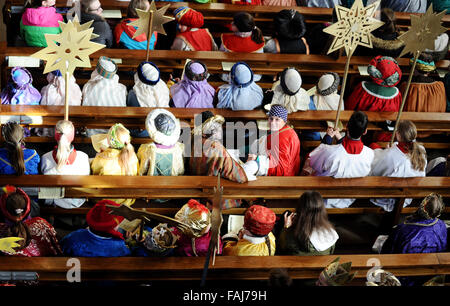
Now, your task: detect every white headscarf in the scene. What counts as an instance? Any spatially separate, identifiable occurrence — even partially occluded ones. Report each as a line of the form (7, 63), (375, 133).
(266, 80), (310, 113)
(82, 69), (127, 107)
(133, 63), (170, 107)
(40, 72), (82, 106)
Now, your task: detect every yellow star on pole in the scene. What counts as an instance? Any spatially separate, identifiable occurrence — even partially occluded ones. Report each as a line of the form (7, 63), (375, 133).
(31, 19), (105, 76)
(398, 4), (447, 57)
(128, 0), (174, 39)
(61, 15), (99, 40)
(0, 237), (23, 254)
(323, 0), (384, 56)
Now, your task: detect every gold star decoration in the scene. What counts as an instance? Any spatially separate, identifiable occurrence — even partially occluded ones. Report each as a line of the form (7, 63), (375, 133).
(398, 4), (447, 57)
(323, 0), (384, 56)
(0, 237), (23, 254)
(128, 0), (174, 39)
(62, 15), (99, 40)
(31, 19), (105, 76)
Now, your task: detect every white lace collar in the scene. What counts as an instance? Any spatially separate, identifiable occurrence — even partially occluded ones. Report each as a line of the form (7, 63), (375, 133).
(309, 228), (339, 251)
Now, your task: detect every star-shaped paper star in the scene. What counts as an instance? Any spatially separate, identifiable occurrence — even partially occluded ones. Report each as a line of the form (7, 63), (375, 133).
(398, 4), (447, 57)
(61, 15), (99, 40)
(128, 0), (174, 39)
(31, 19), (105, 76)
(323, 0), (384, 56)
(0, 237), (23, 254)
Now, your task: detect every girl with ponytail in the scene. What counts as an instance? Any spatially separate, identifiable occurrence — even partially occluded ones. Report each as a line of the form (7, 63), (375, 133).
(91, 123), (139, 206)
(0, 185), (61, 256)
(0, 121), (39, 175)
(40, 120), (91, 209)
(370, 120), (427, 212)
(220, 12), (264, 82)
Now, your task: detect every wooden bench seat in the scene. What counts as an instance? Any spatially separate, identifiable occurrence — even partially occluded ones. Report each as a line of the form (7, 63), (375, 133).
(0, 253), (449, 281)
(1, 105), (449, 134)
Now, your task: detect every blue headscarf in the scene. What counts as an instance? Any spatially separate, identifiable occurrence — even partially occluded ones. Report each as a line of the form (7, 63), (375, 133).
(217, 62), (263, 111)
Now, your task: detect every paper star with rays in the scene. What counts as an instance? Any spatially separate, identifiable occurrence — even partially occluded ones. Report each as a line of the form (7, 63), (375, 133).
(0, 237), (23, 254)
(62, 15), (99, 40)
(323, 0), (384, 56)
(31, 19), (105, 76)
(128, 1), (174, 39)
(398, 4), (447, 57)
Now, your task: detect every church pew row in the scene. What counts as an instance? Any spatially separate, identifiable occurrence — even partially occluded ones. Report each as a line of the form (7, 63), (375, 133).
(7, 1), (450, 30)
(1, 106), (449, 133)
(2, 47), (449, 79)
(0, 253), (449, 281)
(1, 175), (449, 200)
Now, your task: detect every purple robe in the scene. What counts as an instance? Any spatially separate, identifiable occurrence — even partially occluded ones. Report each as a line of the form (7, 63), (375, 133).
(170, 75), (215, 108)
(1, 67), (41, 105)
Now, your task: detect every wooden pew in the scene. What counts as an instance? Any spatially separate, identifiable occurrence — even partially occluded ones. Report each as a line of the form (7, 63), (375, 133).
(1, 105), (449, 133)
(1, 175), (448, 200)
(0, 253), (448, 281)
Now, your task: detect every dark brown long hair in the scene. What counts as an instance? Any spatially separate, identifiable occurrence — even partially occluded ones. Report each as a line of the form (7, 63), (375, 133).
(5, 193), (31, 250)
(1, 122), (26, 176)
(292, 191), (334, 250)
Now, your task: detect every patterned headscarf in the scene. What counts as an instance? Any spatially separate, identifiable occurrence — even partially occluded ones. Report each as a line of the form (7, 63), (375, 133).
(107, 123), (129, 150)
(367, 56), (402, 87)
(268, 105), (288, 122)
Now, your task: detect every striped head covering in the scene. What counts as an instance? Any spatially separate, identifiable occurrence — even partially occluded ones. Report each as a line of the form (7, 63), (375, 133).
(96, 56), (118, 79)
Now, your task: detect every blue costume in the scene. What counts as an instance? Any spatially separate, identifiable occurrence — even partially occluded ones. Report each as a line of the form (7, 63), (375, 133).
(61, 228), (131, 257)
(0, 148), (40, 175)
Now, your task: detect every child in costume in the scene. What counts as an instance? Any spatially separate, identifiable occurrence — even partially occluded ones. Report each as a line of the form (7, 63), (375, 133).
(137, 109), (184, 176)
(0, 122), (39, 175)
(129, 223), (179, 257)
(114, 0), (158, 50)
(81, 0), (113, 47)
(1, 67), (41, 105)
(369, 120), (427, 212)
(264, 9), (309, 54)
(220, 12), (264, 82)
(278, 191), (338, 256)
(173, 199), (222, 257)
(171, 7), (217, 51)
(91, 123), (139, 206)
(0, 186), (61, 256)
(264, 68), (310, 114)
(40, 70), (82, 107)
(223, 205), (276, 256)
(217, 62), (263, 111)
(82, 56), (127, 136)
(170, 60), (215, 108)
(61, 200), (131, 257)
(20, 0), (63, 47)
(308, 111), (374, 208)
(399, 52), (446, 113)
(40, 120), (91, 209)
(245, 105), (301, 177)
(127, 61), (170, 108)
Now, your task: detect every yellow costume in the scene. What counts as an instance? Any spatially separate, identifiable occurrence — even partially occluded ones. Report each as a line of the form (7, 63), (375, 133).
(137, 142), (184, 176)
(223, 232), (276, 256)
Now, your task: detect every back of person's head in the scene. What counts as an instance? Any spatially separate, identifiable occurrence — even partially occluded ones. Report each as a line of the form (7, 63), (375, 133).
(107, 124), (136, 176)
(378, 8), (397, 34)
(293, 191), (333, 249)
(1, 187), (32, 250)
(81, 0), (99, 13)
(1, 122), (25, 176)
(396, 120), (426, 172)
(410, 193), (445, 221)
(416, 52), (436, 75)
(274, 9), (306, 40)
(233, 12), (263, 44)
(127, 0), (149, 18)
(268, 268), (293, 287)
(347, 111), (368, 139)
(55, 120), (75, 171)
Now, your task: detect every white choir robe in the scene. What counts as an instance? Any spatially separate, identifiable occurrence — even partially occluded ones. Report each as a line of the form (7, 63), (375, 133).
(369, 143), (426, 212)
(309, 142), (374, 208)
(40, 150), (91, 209)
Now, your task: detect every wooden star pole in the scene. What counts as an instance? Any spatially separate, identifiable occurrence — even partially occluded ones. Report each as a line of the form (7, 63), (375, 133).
(31, 18), (104, 121)
(128, 1), (174, 62)
(323, 0), (383, 130)
(389, 4), (447, 146)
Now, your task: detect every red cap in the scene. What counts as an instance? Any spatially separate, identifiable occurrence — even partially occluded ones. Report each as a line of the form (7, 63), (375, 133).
(244, 205), (276, 236)
(86, 200), (125, 240)
(175, 7), (204, 28)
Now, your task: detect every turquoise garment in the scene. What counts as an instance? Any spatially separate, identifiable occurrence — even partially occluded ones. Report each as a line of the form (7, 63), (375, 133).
(61, 228), (131, 257)
(0, 148), (40, 175)
(429, 0), (450, 13)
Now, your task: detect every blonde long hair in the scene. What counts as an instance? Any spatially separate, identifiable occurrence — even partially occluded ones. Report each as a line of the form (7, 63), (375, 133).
(397, 120), (427, 172)
(108, 124), (136, 175)
(55, 120), (75, 171)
